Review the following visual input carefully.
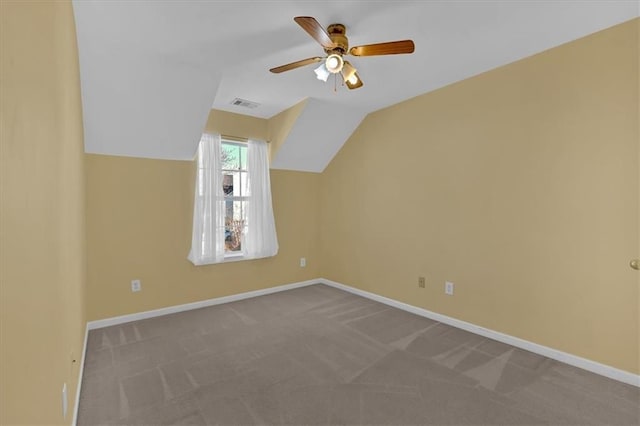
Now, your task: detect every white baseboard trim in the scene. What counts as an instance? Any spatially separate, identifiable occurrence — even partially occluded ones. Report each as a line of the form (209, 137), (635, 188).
(86, 279), (319, 330)
(319, 278), (640, 388)
(82, 277), (638, 387)
(72, 324), (89, 426)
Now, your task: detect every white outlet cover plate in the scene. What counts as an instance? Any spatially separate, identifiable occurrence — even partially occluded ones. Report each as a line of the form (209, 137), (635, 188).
(131, 279), (142, 292)
(445, 281), (454, 295)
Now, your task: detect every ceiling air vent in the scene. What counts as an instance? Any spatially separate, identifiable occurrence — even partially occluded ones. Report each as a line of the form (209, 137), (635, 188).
(230, 98), (260, 109)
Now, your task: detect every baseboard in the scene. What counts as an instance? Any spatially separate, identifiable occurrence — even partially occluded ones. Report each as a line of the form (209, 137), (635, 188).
(82, 277), (639, 388)
(319, 278), (640, 388)
(72, 324), (89, 426)
(87, 279), (319, 330)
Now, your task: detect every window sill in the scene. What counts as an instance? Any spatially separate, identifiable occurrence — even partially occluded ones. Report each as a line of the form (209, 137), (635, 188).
(190, 252), (273, 266)
(223, 252), (247, 263)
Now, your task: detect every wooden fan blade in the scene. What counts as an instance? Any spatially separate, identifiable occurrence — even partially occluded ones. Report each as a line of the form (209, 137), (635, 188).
(346, 72), (363, 90)
(294, 16), (336, 49)
(270, 57), (323, 74)
(349, 40), (415, 56)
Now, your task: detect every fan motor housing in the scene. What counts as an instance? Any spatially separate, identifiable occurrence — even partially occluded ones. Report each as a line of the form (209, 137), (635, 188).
(326, 23), (348, 54)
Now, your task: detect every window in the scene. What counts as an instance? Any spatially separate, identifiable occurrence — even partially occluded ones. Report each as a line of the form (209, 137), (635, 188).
(188, 133), (278, 265)
(221, 141), (247, 254)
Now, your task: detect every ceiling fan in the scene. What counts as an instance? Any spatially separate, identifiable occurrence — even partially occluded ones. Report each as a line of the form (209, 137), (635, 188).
(270, 16), (415, 90)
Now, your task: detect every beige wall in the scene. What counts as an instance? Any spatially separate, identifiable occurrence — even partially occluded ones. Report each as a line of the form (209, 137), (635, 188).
(1, 5), (636, 424)
(320, 19), (639, 374)
(85, 155), (321, 320)
(0, 1), (86, 424)
(85, 20), (638, 377)
(204, 109), (268, 143)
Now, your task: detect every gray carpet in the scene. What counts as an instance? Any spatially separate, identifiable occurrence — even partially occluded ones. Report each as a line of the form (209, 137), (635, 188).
(77, 284), (639, 425)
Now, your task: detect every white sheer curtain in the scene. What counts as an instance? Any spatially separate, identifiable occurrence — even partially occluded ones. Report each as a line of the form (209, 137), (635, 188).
(188, 133), (226, 265)
(244, 139), (279, 259)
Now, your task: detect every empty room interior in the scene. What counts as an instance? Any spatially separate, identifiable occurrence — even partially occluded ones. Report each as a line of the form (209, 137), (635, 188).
(1, 1), (639, 425)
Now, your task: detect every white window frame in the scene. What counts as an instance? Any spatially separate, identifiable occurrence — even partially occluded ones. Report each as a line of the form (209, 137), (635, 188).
(188, 134), (278, 265)
(221, 140), (248, 258)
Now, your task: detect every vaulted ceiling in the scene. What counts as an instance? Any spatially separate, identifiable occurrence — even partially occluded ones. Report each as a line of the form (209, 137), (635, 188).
(72, 1), (638, 172)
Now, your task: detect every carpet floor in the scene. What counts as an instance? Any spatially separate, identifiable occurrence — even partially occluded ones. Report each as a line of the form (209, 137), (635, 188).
(77, 284), (639, 425)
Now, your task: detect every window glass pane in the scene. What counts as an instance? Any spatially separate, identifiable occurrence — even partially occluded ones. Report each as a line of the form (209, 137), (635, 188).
(221, 141), (248, 254)
(222, 171), (249, 196)
(222, 174), (233, 195)
(222, 143), (240, 170)
(224, 200), (246, 252)
(239, 145), (247, 170)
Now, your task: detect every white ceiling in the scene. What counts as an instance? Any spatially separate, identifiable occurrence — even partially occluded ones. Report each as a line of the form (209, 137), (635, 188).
(72, 1), (638, 170)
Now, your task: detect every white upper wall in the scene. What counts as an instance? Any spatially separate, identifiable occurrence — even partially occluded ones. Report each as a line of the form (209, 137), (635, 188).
(271, 99), (367, 172)
(72, 1), (638, 167)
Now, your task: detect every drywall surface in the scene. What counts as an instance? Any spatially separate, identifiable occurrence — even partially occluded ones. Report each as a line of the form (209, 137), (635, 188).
(1, 1), (87, 423)
(320, 19), (639, 374)
(85, 154), (321, 320)
(271, 98), (367, 172)
(204, 109), (268, 147)
(268, 99), (307, 163)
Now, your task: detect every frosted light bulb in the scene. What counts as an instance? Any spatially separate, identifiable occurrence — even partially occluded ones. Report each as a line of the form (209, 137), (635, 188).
(325, 54), (343, 73)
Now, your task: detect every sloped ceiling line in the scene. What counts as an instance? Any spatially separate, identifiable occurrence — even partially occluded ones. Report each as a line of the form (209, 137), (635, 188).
(72, 1), (638, 169)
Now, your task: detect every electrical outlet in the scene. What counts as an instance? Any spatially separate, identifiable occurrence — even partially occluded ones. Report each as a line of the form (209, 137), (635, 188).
(131, 279), (142, 292)
(418, 276), (426, 288)
(300, 257), (306, 267)
(445, 281), (454, 295)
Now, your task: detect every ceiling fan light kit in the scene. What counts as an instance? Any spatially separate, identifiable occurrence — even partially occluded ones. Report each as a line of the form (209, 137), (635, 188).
(341, 61), (357, 85)
(270, 16), (415, 91)
(345, 73), (363, 90)
(325, 54), (344, 73)
(314, 63), (331, 82)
